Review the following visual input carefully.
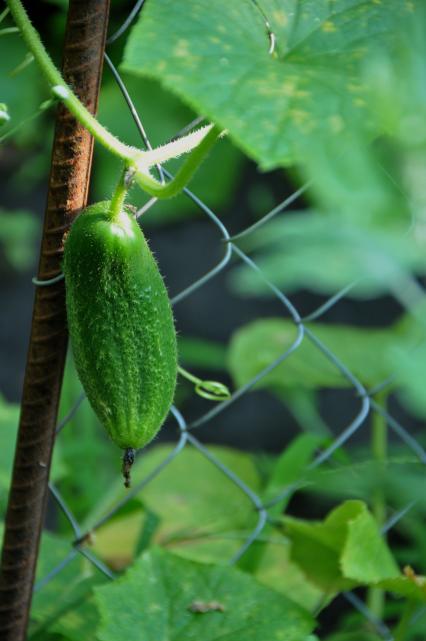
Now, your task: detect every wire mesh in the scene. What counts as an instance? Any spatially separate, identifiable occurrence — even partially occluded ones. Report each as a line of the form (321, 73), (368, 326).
(20, 1), (426, 639)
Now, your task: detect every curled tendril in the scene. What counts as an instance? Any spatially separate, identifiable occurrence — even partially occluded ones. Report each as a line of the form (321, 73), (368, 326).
(178, 366), (231, 402)
(194, 380), (231, 402)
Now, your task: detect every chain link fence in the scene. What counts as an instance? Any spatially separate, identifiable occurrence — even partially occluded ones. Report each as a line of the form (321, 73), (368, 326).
(24, 1), (426, 639)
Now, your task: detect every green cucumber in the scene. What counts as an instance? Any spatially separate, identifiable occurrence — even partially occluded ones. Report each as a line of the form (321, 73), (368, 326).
(63, 201), (177, 484)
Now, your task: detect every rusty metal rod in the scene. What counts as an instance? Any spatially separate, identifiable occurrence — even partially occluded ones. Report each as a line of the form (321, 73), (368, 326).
(0, 1), (110, 638)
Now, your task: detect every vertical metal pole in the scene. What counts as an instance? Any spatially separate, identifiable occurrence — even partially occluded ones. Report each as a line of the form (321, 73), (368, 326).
(0, 1), (110, 638)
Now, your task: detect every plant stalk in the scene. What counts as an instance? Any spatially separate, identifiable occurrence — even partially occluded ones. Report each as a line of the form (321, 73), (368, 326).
(7, 0), (221, 198)
(367, 390), (388, 620)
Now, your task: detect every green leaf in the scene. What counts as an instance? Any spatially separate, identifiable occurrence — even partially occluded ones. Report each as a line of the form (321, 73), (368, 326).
(304, 459), (426, 511)
(122, 0), (417, 168)
(324, 634), (383, 641)
(230, 211), (426, 299)
(378, 573), (426, 603)
(264, 435), (323, 517)
(178, 336), (228, 371)
(95, 547), (316, 641)
(26, 528), (105, 641)
(238, 435), (323, 596)
(340, 504), (399, 583)
(251, 533), (324, 613)
(387, 342), (426, 419)
(0, 102), (10, 125)
(0, 35), (46, 145)
(87, 444), (261, 566)
(283, 500), (426, 601)
(0, 209), (38, 270)
(228, 318), (395, 391)
(280, 389), (331, 437)
(55, 356), (117, 523)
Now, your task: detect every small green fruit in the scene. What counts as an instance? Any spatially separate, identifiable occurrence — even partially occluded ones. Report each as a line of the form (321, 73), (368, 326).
(63, 201), (177, 479)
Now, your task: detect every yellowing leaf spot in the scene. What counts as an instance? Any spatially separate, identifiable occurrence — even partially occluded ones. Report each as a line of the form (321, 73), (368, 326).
(354, 97), (367, 108)
(283, 80), (297, 96)
(329, 114), (344, 133)
(296, 89), (310, 99)
(290, 109), (309, 125)
(174, 39), (190, 58)
(272, 10), (288, 27)
(406, 1), (415, 11)
(372, 0), (382, 4)
(322, 20), (337, 33)
(347, 83), (363, 93)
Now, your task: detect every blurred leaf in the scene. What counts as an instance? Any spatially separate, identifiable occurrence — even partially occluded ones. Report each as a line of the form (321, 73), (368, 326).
(364, 4), (426, 147)
(95, 547), (315, 641)
(252, 534), (324, 613)
(238, 435), (322, 585)
(0, 209), (38, 270)
(305, 459), (426, 513)
(387, 342), (426, 420)
(264, 435), (323, 517)
(0, 524), (105, 641)
(0, 102), (10, 125)
(55, 356), (117, 522)
(122, 0), (416, 169)
(324, 634), (383, 641)
(228, 317), (396, 392)
(87, 444), (261, 566)
(178, 336), (228, 371)
(0, 34), (46, 145)
(284, 501), (400, 594)
(280, 389), (331, 437)
(230, 210), (426, 299)
(94, 75), (243, 224)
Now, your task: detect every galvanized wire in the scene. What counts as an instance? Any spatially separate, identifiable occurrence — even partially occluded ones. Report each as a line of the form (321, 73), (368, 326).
(24, 1), (426, 638)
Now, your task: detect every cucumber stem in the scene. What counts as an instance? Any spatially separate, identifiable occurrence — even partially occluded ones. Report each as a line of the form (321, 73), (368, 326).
(6, 0), (222, 199)
(122, 447), (136, 489)
(109, 169), (128, 222)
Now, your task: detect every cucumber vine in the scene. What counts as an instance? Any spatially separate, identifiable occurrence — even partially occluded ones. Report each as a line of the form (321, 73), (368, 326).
(6, 0), (222, 199)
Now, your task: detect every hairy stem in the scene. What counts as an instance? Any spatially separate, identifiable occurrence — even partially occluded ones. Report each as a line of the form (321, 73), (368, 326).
(108, 169), (129, 221)
(7, 0), (221, 198)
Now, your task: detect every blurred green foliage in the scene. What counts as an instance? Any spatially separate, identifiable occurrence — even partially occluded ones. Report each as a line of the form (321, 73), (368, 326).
(0, 209), (38, 270)
(1, 0), (426, 639)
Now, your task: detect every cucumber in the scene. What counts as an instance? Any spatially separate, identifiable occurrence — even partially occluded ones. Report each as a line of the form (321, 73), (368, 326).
(63, 201), (177, 483)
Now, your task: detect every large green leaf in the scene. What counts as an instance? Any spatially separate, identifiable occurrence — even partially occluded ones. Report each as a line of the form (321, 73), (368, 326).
(229, 209), (426, 299)
(284, 501), (398, 592)
(228, 317), (397, 391)
(87, 444), (261, 566)
(95, 547), (316, 641)
(238, 435), (324, 603)
(55, 356), (117, 524)
(284, 500), (426, 601)
(122, 0), (417, 168)
(25, 528), (104, 641)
